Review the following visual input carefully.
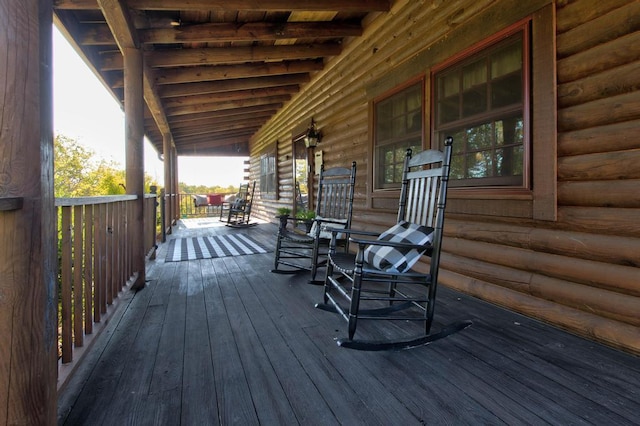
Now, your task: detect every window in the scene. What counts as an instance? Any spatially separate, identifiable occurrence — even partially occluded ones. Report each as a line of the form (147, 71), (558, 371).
(260, 148), (277, 197)
(434, 26), (529, 188)
(374, 80), (423, 189)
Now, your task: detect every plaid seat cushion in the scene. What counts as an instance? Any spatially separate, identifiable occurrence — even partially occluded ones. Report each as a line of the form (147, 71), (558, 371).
(363, 221), (434, 273)
(231, 198), (246, 209)
(308, 216), (348, 239)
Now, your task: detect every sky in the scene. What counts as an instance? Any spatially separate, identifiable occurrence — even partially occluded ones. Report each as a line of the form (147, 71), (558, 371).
(52, 26), (247, 187)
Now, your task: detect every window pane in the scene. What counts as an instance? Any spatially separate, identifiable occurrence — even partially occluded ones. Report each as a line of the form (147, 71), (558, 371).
(374, 81), (423, 188)
(463, 59), (487, 90)
(467, 151), (493, 178)
(466, 123), (493, 151)
(434, 30), (526, 188)
(462, 82), (487, 117)
(491, 40), (522, 78)
(440, 72), (459, 98)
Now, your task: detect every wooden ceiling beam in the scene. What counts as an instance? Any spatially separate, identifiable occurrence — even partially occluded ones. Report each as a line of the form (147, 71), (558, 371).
(83, 22), (360, 45)
(167, 105), (281, 124)
(176, 129), (257, 148)
(78, 24), (117, 45)
(158, 74), (309, 98)
(177, 142), (250, 156)
(168, 112), (275, 130)
(100, 43), (341, 70)
(163, 85), (299, 108)
(139, 22), (362, 44)
(177, 138), (250, 149)
(148, 43), (342, 68)
(126, 0), (390, 12)
(54, 0), (99, 10)
(171, 121), (263, 138)
(165, 95), (291, 117)
(154, 60), (323, 85)
(95, 0), (173, 138)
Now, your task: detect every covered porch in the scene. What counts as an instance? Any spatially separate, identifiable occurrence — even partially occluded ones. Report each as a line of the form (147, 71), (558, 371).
(57, 220), (640, 425)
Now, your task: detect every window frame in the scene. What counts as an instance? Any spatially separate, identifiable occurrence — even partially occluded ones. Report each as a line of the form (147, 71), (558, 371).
(372, 77), (425, 191)
(260, 145), (278, 199)
(366, 3), (556, 220)
(432, 20), (531, 190)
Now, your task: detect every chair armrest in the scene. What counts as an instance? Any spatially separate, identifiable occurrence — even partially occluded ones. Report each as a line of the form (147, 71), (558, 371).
(335, 228), (379, 237)
(314, 217), (347, 225)
(351, 237), (431, 252)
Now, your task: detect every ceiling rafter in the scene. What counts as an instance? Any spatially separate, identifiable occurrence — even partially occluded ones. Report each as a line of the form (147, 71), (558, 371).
(53, 1), (388, 155)
(139, 22), (362, 44)
(99, 43), (341, 70)
(95, 0), (173, 139)
(158, 74), (310, 98)
(125, 0), (390, 12)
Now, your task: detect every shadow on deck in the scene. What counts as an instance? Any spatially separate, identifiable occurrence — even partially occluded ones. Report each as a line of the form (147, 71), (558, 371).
(58, 218), (640, 425)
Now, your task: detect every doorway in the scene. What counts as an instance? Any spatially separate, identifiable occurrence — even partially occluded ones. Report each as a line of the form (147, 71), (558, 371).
(293, 138), (309, 216)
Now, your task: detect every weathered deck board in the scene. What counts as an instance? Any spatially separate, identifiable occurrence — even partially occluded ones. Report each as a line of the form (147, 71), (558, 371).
(58, 220), (640, 425)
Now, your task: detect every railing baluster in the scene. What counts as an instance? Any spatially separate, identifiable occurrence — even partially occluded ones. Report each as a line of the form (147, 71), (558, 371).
(84, 204), (93, 335)
(60, 205), (72, 363)
(55, 195), (151, 372)
(73, 205), (84, 349)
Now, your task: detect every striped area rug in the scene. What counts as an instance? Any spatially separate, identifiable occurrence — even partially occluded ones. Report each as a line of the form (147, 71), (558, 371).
(165, 234), (269, 262)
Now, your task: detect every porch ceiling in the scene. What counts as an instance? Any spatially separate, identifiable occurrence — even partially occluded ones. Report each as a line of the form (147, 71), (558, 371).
(53, 0), (390, 157)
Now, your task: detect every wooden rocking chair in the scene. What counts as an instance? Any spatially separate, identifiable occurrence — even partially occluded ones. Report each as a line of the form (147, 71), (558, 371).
(271, 162), (356, 284)
(220, 181), (256, 227)
(316, 137), (471, 350)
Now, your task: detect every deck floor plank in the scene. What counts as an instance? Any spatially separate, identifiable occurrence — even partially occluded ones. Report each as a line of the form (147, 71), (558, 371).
(60, 274), (155, 426)
(242, 254), (397, 426)
(212, 256), (301, 425)
(58, 220), (640, 425)
(180, 259), (219, 425)
(148, 260), (187, 399)
(205, 256), (261, 425)
(219, 254), (341, 425)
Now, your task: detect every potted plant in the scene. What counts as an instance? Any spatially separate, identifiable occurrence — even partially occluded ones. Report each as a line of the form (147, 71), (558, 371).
(275, 207), (291, 228)
(295, 209), (316, 233)
(276, 207), (291, 218)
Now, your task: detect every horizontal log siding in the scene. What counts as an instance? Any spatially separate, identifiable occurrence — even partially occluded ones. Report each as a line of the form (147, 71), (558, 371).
(249, 0), (640, 353)
(549, 0), (639, 351)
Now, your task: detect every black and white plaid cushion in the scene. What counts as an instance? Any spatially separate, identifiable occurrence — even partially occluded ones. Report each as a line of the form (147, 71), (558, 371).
(363, 221), (434, 273)
(308, 216), (348, 239)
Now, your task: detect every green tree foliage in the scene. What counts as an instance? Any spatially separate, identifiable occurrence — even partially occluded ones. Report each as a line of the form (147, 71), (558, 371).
(54, 135), (95, 197)
(178, 182), (238, 195)
(54, 134), (158, 197)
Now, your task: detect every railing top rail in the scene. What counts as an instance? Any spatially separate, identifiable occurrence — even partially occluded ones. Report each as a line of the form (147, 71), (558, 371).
(55, 195), (138, 207)
(0, 197), (23, 211)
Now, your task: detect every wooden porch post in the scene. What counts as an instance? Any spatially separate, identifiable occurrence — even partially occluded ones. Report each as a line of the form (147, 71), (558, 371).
(123, 47), (145, 290)
(0, 0), (57, 424)
(173, 146), (179, 221)
(163, 133), (173, 230)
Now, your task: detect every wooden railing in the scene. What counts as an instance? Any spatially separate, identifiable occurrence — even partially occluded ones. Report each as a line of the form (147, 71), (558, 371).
(55, 194), (158, 367)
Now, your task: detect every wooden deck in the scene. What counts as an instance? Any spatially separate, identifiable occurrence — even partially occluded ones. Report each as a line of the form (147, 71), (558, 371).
(58, 219), (640, 425)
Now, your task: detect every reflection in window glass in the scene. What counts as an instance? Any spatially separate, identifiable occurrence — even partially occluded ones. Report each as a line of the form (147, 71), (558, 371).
(374, 81), (423, 189)
(435, 30), (526, 187)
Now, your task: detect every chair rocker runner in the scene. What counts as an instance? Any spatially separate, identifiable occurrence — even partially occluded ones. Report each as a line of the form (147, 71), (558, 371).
(271, 162), (356, 284)
(316, 137), (471, 350)
(220, 181), (256, 227)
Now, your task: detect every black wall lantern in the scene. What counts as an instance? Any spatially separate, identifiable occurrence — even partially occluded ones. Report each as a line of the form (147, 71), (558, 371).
(304, 118), (322, 148)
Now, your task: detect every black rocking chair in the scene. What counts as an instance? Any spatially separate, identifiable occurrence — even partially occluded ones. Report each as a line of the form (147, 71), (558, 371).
(220, 181), (256, 227)
(271, 162), (356, 284)
(316, 137), (471, 350)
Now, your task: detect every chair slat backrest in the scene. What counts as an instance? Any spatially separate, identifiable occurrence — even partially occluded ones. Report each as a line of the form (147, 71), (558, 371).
(315, 162), (357, 226)
(397, 138), (453, 277)
(398, 145), (450, 227)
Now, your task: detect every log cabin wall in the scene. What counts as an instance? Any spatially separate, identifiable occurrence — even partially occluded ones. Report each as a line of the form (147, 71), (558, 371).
(249, 0), (640, 354)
